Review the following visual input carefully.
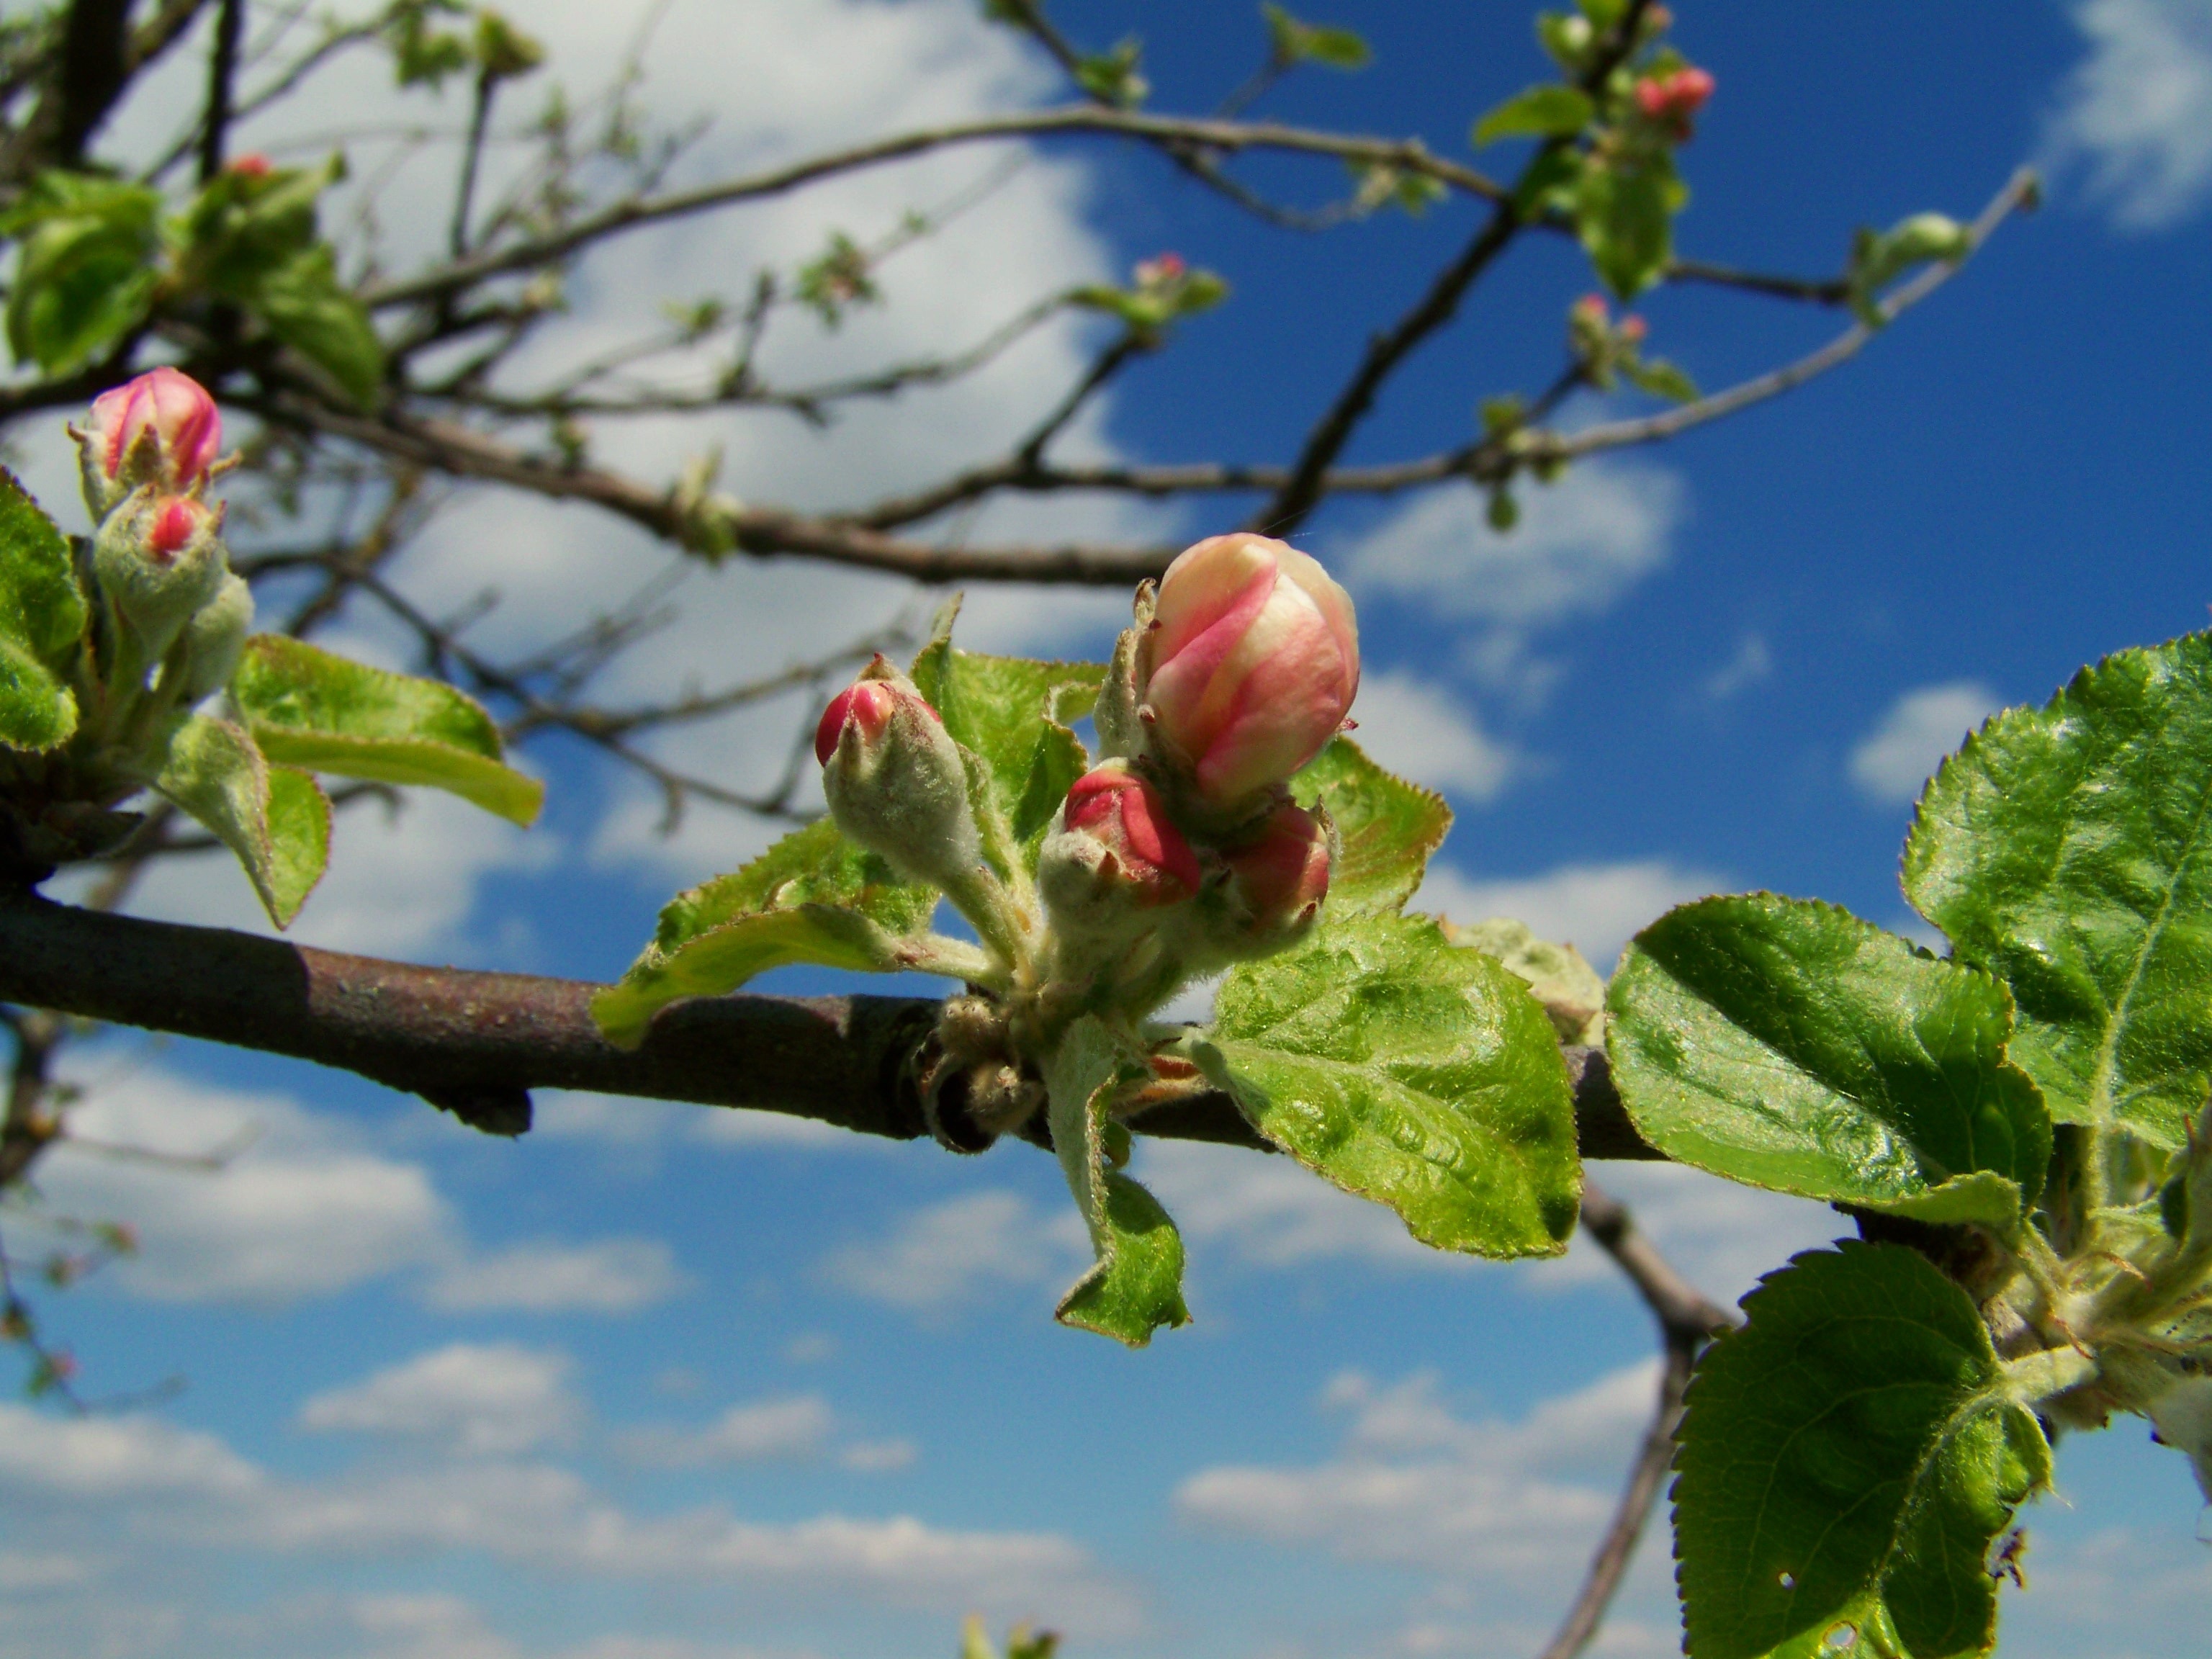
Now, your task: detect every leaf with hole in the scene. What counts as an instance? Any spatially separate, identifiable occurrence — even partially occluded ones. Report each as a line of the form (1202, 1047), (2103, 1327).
(1674, 1241), (2049, 1659)
(1195, 912), (1579, 1257)
(1606, 894), (2048, 1228)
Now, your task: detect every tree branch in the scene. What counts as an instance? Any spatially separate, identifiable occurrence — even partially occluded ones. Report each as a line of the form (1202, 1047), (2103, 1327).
(0, 886), (1660, 1156)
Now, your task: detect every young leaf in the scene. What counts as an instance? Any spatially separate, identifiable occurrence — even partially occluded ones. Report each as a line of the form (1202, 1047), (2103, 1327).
(250, 247), (385, 408)
(1047, 1017), (1191, 1346)
(1622, 356), (1698, 403)
(1197, 912), (1579, 1257)
(0, 468), (86, 751)
(592, 819), (938, 1048)
(1607, 894), (2049, 1228)
(1847, 212), (1970, 328)
(0, 172), (163, 374)
(1262, 6), (1371, 70)
(228, 635), (543, 824)
(1675, 1242), (2049, 1659)
(908, 624), (1102, 871)
(1575, 154), (1683, 300)
(1903, 632), (2212, 1148)
(1288, 735), (1449, 918)
(1472, 84), (1595, 147)
(153, 716), (331, 927)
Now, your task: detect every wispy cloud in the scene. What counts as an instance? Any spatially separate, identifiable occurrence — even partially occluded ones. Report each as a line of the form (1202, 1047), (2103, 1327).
(822, 1191), (1085, 1313)
(2045, 0), (2212, 229)
(299, 1344), (584, 1458)
(1415, 858), (1727, 976)
(1848, 681), (2000, 806)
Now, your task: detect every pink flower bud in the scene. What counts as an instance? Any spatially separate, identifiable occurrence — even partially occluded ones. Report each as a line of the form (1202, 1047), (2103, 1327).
(1571, 293), (1609, 328)
(146, 496), (209, 562)
(1618, 314), (1648, 344)
(227, 152), (273, 178)
(1224, 801), (1330, 929)
(816, 658), (981, 896)
(1142, 533), (1359, 806)
(83, 368), (222, 493)
(1059, 768), (1201, 907)
(1634, 67), (1714, 134)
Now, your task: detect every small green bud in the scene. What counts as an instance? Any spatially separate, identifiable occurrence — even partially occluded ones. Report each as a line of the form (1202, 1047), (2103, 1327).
(177, 572), (254, 703)
(93, 493), (228, 665)
(815, 657), (981, 891)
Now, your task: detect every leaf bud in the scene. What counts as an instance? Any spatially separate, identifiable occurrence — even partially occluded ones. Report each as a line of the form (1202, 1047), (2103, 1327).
(1136, 532), (1359, 813)
(92, 492), (228, 665)
(72, 368), (223, 518)
(177, 572), (255, 703)
(1039, 766), (1202, 935)
(815, 657), (981, 891)
(1218, 801), (1332, 953)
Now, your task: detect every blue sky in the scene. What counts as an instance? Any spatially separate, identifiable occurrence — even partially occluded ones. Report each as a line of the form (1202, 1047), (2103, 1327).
(6, 3), (2212, 1657)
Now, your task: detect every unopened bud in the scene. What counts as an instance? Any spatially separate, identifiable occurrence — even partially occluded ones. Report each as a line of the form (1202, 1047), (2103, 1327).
(1220, 801), (1331, 950)
(1039, 767), (1202, 935)
(93, 493), (228, 663)
(178, 572), (254, 703)
(1138, 532), (1359, 810)
(72, 368), (222, 518)
(1633, 66), (1714, 136)
(816, 657), (981, 891)
(226, 152), (273, 178)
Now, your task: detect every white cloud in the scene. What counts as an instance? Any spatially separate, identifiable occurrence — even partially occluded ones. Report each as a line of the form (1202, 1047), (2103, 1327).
(0, 1551), (95, 1592)
(532, 1090), (880, 1151)
(1177, 1364), (1655, 1578)
(1345, 464), (1684, 697)
(1701, 632), (1771, 701)
(299, 1345), (584, 1457)
(36, 1071), (451, 1304)
(2046, 0), (2212, 228)
(421, 1238), (687, 1315)
(1848, 680), (2000, 806)
(618, 1396), (834, 1467)
(838, 1439), (919, 1474)
(0, 1401), (262, 1501)
(822, 1190), (1086, 1312)
(1415, 858), (1726, 976)
(1348, 672), (1520, 804)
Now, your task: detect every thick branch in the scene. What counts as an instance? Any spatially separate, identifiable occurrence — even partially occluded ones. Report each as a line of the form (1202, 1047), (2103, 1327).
(0, 886), (1658, 1157)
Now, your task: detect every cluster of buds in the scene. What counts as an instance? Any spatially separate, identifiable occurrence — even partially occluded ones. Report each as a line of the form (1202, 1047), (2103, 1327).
(1632, 66), (1714, 140)
(67, 367), (252, 724)
(814, 532), (1357, 1141)
(1568, 292), (1646, 386)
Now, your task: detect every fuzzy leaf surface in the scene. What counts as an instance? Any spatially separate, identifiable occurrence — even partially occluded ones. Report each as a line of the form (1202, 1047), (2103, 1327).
(0, 468), (84, 750)
(1607, 894), (2047, 1226)
(1290, 736), (1449, 919)
(230, 635), (542, 824)
(593, 819), (937, 1047)
(1903, 632), (2212, 1148)
(909, 630), (1102, 868)
(1047, 1017), (1191, 1346)
(153, 716), (329, 926)
(1202, 912), (1578, 1257)
(1675, 1242), (2048, 1659)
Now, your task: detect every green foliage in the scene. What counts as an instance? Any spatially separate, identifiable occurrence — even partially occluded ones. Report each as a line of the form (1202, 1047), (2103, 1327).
(1622, 354), (1698, 403)
(1287, 735), (1449, 918)
(1047, 1017), (1190, 1346)
(1607, 894), (2049, 1228)
(1575, 151), (1685, 300)
(386, 0), (472, 87)
(152, 715), (330, 927)
(0, 172), (163, 375)
(229, 634), (542, 825)
(179, 159), (385, 407)
(1070, 266), (1229, 334)
(0, 469), (85, 751)
(1261, 5), (1371, 70)
(591, 818), (938, 1048)
(794, 232), (880, 329)
(1675, 1242), (2049, 1659)
(1200, 912), (1580, 1258)
(1904, 631), (2212, 1148)
(1473, 84), (1594, 147)
(1848, 212), (1971, 328)
(1074, 38), (1148, 106)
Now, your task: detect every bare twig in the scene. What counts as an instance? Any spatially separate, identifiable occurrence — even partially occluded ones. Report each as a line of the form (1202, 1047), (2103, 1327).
(194, 0), (242, 184)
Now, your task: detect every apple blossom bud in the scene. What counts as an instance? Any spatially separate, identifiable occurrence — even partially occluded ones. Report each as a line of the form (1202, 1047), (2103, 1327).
(73, 368), (223, 518)
(92, 493), (228, 664)
(178, 572), (255, 703)
(227, 152), (273, 178)
(1215, 801), (1331, 956)
(1039, 767), (1202, 935)
(1141, 532), (1359, 809)
(1633, 67), (1714, 136)
(816, 657), (981, 891)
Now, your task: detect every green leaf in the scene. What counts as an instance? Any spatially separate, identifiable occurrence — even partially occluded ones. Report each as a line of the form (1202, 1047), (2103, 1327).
(1575, 155), (1683, 300)
(1, 171), (163, 374)
(153, 716), (331, 927)
(1848, 212), (1971, 328)
(1198, 912), (1579, 1257)
(909, 623), (1102, 874)
(1903, 631), (2212, 1148)
(1606, 894), (2049, 1228)
(1622, 355), (1698, 403)
(1473, 84), (1595, 146)
(1288, 735), (1449, 918)
(1262, 6), (1371, 69)
(1675, 1241), (2049, 1659)
(228, 635), (542, 824)
(0, 468), (85, 751)
(592, 818), (938, 1048)
(1047, 1016), (1191, 1346)
(1444, 917), (1607, 1045)
(249, 247), (385, 408)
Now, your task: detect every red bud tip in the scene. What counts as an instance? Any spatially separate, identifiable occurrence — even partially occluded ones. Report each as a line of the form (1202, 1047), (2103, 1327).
(1062, 768), (1202, 904)
(146, 497), (205, 559)
(228, 152), (273, 177)
(814, 679), (900, 765)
